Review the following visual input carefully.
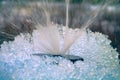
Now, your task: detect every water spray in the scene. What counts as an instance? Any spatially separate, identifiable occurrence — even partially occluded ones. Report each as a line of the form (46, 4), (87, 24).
(0, 1), (119, 79)
(66, 0), (69, 28)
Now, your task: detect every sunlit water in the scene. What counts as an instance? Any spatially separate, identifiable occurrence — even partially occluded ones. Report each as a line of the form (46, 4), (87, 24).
(0, 25), (119, 80)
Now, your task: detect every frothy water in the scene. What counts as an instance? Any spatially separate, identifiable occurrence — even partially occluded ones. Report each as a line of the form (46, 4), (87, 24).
(0, 0), (120, 80)
(0, 24), (119, 79)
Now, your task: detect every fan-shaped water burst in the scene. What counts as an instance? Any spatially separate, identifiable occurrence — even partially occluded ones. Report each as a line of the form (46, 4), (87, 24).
(0, 0), (119, 80)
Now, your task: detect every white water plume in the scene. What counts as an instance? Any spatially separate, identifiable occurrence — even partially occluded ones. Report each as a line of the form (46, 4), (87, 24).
(33, 23), (83, 55)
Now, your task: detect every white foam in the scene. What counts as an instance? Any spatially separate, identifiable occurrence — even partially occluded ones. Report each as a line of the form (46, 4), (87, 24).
(0, 27), (119, 80)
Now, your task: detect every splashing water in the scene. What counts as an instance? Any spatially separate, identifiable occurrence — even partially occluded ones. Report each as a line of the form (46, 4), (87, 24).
(0, 0), (120, 80)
